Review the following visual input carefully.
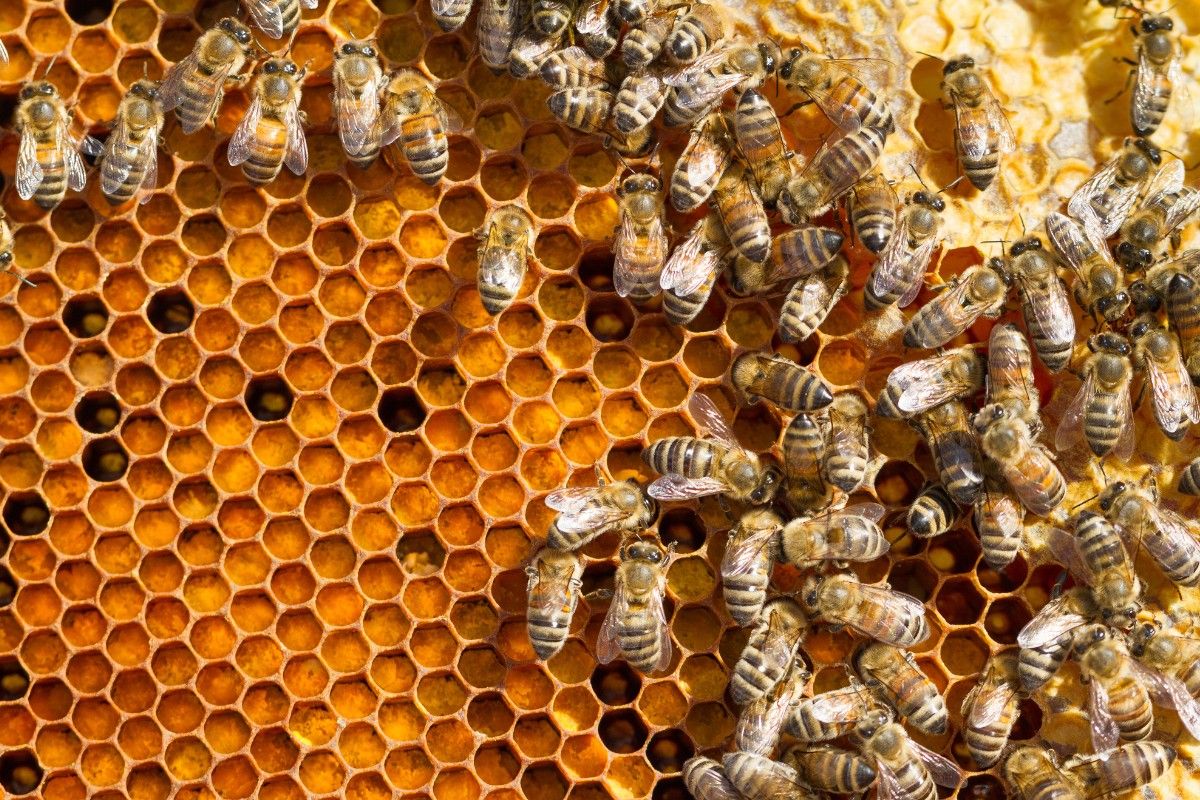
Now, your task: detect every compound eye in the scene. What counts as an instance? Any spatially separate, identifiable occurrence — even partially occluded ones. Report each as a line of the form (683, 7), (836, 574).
(342, 43), (355, 54)
(932, 198), (946, 212)
(41, 85), (54, 95)
(236, 30), (251, 42)
(363, 46), (375, 56)
(284, 62), (297, 74)
(264, 62), (278, 73)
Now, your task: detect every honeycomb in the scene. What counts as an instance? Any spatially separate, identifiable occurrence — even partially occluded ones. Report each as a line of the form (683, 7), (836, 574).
(0, 0), (1199, 797)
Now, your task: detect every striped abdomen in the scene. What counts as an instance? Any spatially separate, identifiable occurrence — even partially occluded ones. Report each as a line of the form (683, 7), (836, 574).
(527, 605), (573, 659)
(1083, 387), (1123, 457)
(790, 747), (876, 793)
(780, 261), (849, 344)
(399, 114), (449, 184)
(849, 186), (895, 253)
(929, 430), (984, 505)
(613, 75), (668, 134)
(1165, 273), (1200, 380)
(811, 126), (887, 207)
(1076, 512), (1124, 573)
(715, 182), (770, 264)
(883, 756), (936, 800)
(908, 485), (958, 538)
(722, 565), (769, 627)
(735, 89), (786, 169)
(666, 14), (718, 63)
(724, 753), (802, 800)
(32, 134), (69, 209)
(904, 299), (976, 350)
(956, 107), (1002, 191)
(1132, 66), (1171, 137)
(277, 0), (302, 36)
(823, 74), (894, 133)
(345, 125), (382, 170)
(1142, 524), (1200, 586)
(616, 604), (664, 672)
(1179, 457), (1200, 495)
(841, 603), (927, 648)
(101, 138), (151, 205)
(775, 226), (843, 279)
(997, 448), (1065, 517)
(549, 86), (612, 133)
(871, 668), (947, 735)
(240, 115), (289, 185)
(1179, 658), (1200, 699)
(964, 694), (1017, 768)
(975, 485), (1023, 569)
(1105, 677), (1153, 742)
(729, 628), (791, 705)
(1072, 742), (1175, 792)
(663, 271), (717, 326)
(752, 365), (833, 412)
(1018, 636), (1070, 692)
(176, 67), (227, 134)
(644, 437), (725, 481)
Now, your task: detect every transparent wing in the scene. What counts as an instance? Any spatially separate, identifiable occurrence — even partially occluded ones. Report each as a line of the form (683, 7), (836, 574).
(1017, 595), (1088, 649)
(897, 367), (978, 415)
(1131, 660), (1200, 740)
(663, 45), (731, 87)
(1145, 506), (1200, 575)
(684, 761), (742, 800)
(854, 583), (926, 628)
(553, 504), (633, 535)
(647, 473), (728, 500)
(1046, 211), (1093, 276)
(1110, 381), (1135, 462)
(1054, 372), (1092, 454)
(685, 125), (732, 187)
(874, 761), (903, 800)
(436, 94), (465, 134)
(982, 92), (1015, 154)
(913, 741), (964, 788)
(1147, 351), (1200, 437)
(661, 224), (705, 293)
(1067, 156), (1127, 238)
(16, 127), (44, 200)
(158, 51), (202, 113)
(543, 47), (611, 86)
(139, 137), (159, 198)
(799, 58), (894, 133)
(1088, 679), (1120, 753)
(868, 211), (933, 310)
(284, 102), (309, 175)
(1131, 52), (1163, 137)
(736, 680), (801, 755)
(1016, 272), (1075, 357)
(1162, 187), (1200, 234)
(245, 0), (286, 38)
(545, 487), (601, 513)
(529, 559), (574, 615)
(806, 686), (867, 723)
(431, 0), (465, 18)
(334, 73), (381, 152)
(64, 134), (88, 192)
(574, 0), (609, 36)
(612, 211), (641, 298)
(759, 604), (802, 672)
(301, 0), (317, 7)
(1143, 159), (1185, 207)
(227, 93), (263, 166)
(1044, 526), (1095, 585)
(966, 680), (1017, 727)
(596, 575), (630, 664)
(722, 523), (778, 577)
(840, 502), (888, 524)
(987, 326), (1037, 408)
(649, 584), (674, 674)
(914, 275), (980, 336)
(690, 392), (737, 446)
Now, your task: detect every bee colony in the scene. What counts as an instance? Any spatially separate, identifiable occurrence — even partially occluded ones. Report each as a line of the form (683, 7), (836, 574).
(3, 0), (1200, 797)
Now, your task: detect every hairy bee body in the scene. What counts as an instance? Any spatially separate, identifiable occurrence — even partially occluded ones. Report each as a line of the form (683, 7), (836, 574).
(1077, 627), (1153, 744)
(1018, 632), (1073, 693)
(729, 598), (807, 705)
(332, 41), (384, 169)
(722, 752), (803, 800)
(787, 686), (875, 741)
(961, 653), (1019, 768)
(1130, 14), (1177, 137)
(732, 352), (833, 412)
(721, 508), (782, 625)
(620, 13), (672, 70)
(1129, 618), (1200, 699)
(1003, 747), (1078, 800)
(599, 539), (672, 673)
(1055, 332), (1133, 459)
(545, 479), (658, 551)
(1065, 742), (1176, 797)
(801, 573), (929, 647)
(779, 257), (850, 344)
(912, 401), (984, 506)
(383, 69), (455, 185)
(779, 125), (886, 225)
(1100, 480), (1200, 587)
(614, 173), (668, 301)
(907, 484), (958, 538)
(975, 405), (1065, 517)
(782, 413), (827, 512)
(14, 82), (97, 209)
(664, 4), (724, 64)
(779, 50), (894, 133)
(1179, 456), (1200, 496)
(974, 467), (1024, 569)
(854, 642), (948, 735)
(1163, 271), (1200, 384)
(613, 73), (669, 134)
(477, 206), (534, 315)
(682, 757), (741, 800)
(99, 80), (164, 205)
(821, 391), (869, 493)
(734, 88), (793, 205)
(941, 56), (1014, 191)
(1007, 238), (1074, 372)
(849, 173), (897, 253)
(479, 0), (521, 69)
(548, 86), (613, 133)
(863, 191), (945, 310)
(903, 263), (1008, 350)
(713, 163), (771, 264)
(1117, 188), (1200, 269)
(160, 18), (255, 135)
(785, 746), (876, 794)
(525, 548), (583, 658)
(228, 59), (308, 186)
(852, 710), (960, 800)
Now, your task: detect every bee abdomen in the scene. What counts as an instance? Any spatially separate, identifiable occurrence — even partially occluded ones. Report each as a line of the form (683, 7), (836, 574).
(823, 451), (867, 494)
(790, 748), (876, 793)
(400, 122), (449, 184)
(177, 90), (219, 134)
(898, 685), (949, 735)
(614, 77), (667, 134)
(33, 156), (68, 208)
(279, 0), (301, 36)
(850, 202), (895, 254)
(663, 274), (717, 326)
(723, 571), (769, 626)
(932, 432), (984, 505)
(1018, 637), (1070, 692)
(889, 759), (936, 800)
(645, 437), (720, 480)
(617, 610), (663, 672)
(666, 18), (714, 64)
(965, 711), (1015, 768)
(904, 301), (970, 349)
(1107, 681), (1153, 741)
(907, 484), (958, 538)
(1083, 394), (1122, 456)
(977, 512), (1021, 570)
(730, 639), (786, 705)
(1132, 82), (1170, 137)
(1179, 457), (1200, 495)
(961, 143), (1000, 191)
(1142, 528), (1200, 586)
(1024, 301), (1073, 372)
(527, 614), (571, 659)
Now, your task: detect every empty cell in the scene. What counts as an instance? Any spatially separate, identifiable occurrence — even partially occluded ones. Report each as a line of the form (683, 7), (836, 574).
(936, 577), (986, 625)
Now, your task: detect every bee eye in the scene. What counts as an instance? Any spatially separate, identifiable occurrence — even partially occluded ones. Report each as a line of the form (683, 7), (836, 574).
(41, 85), (54, 95)
(237, 31), (250, 42)
(284, 62), (296, 73)
(363, 46), (375, 56)
(342, 43), (355, 54)
(932, 198), (945, 211)
(265, 62), (278, 73)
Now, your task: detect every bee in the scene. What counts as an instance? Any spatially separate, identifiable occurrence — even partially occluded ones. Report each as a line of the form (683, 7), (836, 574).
(778, 48), (895, 134)
(525, 548), (584, 659)
(876, 347), (985, 420)
(722, 752), (809, 800)
(617, 12), (670, 70)
(1180, 455), (1200, 496)
(985, 323), (1041, 433)
(1131, 315), (1200, 440)
(849, 173), (898, 253)
(597, 537), (673, 674)
(734, 88), (794, 205)
(960, 652), (1020, 769)
(780, 256), (852, 344)
(785, 745), (877, 794)
(682, 757), (742, 800)
(1128, 615), (1200, 700)
(1160, 262), (1200, 384)
(98, 79), (164, 205)
(735, 664), (807, 755)
(974, 467), (1025, 570)
(575, 0), (620, 58)
(780, 504), (889, 568)
(729, 597), (807, 705)
(907, 484), (959, 539)
(732, 226), (844, 296)
(1100, 478), (1200, 587)
(662, 42), (780, 128)
(645, 392), (783, 504)
(721, 508), (783, 625)
(545, 477), (658, 551)
(853, 642), (948, 735)
(664, 4), (725, 65)
(1054, 332), (1134, 460)
(383, 68), (462, 185)
(1004, 742), (1176, 800)
(241, 0), (317, 39)
(821, 391), (870, 494)
(903, 262), (1009, 350)
(778, 125), (887, 225)
(508, 30), (561, 80)
(864, 189), (946, 310)
(1067, 137), (1164, 241)
(1075, 625), (1156, 750)
(852, 708), (964, 800)
(0, 213), (32, 287)
(613, 72), (671, 135)
(0, 41), (6, 64)
(783, 412), (829, 512)
(912, 400), (985, 505)
(605, 126), (658, 159)
(540, 46), (616, 89)
(732, 352), (834, 412)
(477, 206), (534, 315)
(1128, 11), (1181, 137)
(332, 41), (384, 169)
(711, 163), (772, 265)
(614, 0), (653, 25)
(613, 172), (668, 301)
(1006, 238), (1075, 373)
(670, 112), (733, 212)
(1045, 511), (1141, 630)
(800, 572), (929, 647)
(479, 0), (522, 69)
(788, 684), (879, 742)
(548, 86), (614, 132)
(159, 17), (256, 135)
(431, 0), (473, 31)
(1017, 586), (1097, 692)
(973, 404), (1066, 517)
(940, 56), (1015, 191)
(532, 0), (578, 37)
(1116, 164), (1200, 270)
(228, 59), (308, 185)
(661, 215), (730, 326)
(1045, 212), (1129, 323)
(13, 79), (101, 209)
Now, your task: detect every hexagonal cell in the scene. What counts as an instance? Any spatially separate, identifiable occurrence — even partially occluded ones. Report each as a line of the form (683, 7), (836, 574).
(985, 596), (1033, 645)
(590, 662), (641, 706)
(0, 749), (44, 796)
(935, 576), (986, 626)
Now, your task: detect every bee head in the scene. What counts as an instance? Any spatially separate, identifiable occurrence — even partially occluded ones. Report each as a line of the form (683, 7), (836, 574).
(1098, 481), (1127, 511)
(912, 190), (945, 213)
(1141, 14), (1172, 33)
(1128, 620), (1160, 656)
(625, 538), (666, 564)
(799, 573), (821, 609)
(131, 80), (159, 100)
(750, 464), (783, 505)
(1096, 288), (1130, 321)
(1131, 137), (1162, 164)
(219, 17), (253, 44)
(0, 251), (12, 266)
(756, 40), (781, 74)
(1115, 240), (1154, 270)
(942, 55), (975, 75)
(1089, 331), (1131, 356)
(618, 173), (659, 196)
(1009, 236), (1041, 257)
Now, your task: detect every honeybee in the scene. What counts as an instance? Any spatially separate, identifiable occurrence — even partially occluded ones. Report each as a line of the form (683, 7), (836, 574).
(660, 212), (730, 300)
(663, 3), (725, 65)
(663, 269), (718, 325)
(864, 190), (947, 310)
(783, 412), (829, 512)
(1045, 212), (1129, 323)
(1117, 168), (1199, 269)
(732, 352), (833, 412)
(785, 745), (877, 795)
(733, 88), (794, 205)
(508, 30), (561, 80)
(14, 80), (101, 209)
(732, 226), (844, 296)
(383, 68), (462, 185)
(613, 72), (670, 135)
(1159, 261), (1200, 384)
(1017, 586), (1097, 691)
(98, 79), (164, 205)
(986, 323), (1041, 433)
(875, 347), (985, 420)
(548, 86), (614, 132)
(903, 262), (1008, 350)
(735, 663), (807, 754)
(1067, 137), (1164, 241)
(1002, 746), (1081, 800)
(800, 573), (929, 647)
(912, 400), (985, 505)
(645, 392), (783, 504)
(477, 206), (534, 315)
(779, 504), (889, 568)
(525, 548), (584, 659)
(1128, 11), (1181, 137)
(663, 42), (780, 128)
(853, 642), (948, 735)
(545, 476), (658, 551)
(159, 18), (256, 135)
(787, 683), (880, 742)
(1047, 511), (1141, 630)
(479, 0), (522, 69)
(1099, 477), (1200, 588)
(605, 125), (658, 159)
(1004, 742), (1176, 800)
(974, 467), (1025, 570)
(1054, 332), (1134, 460)
(780, 256), (852, 344)
(849, 173), (898, 254)
(941, 56), (1015, 191)
(614, 0), (653, 25)
(0, 213), (32, 288)
(1128, 614), (1200, 700)
(241, 0), (317, 39)
(821, 391), (870, 494)
(597, 537), (673, 674)
(852, 708), (964, 800)
(712, 163), (771, 265)
(682, 757), (742, 800)
(907, 484), (959, 539)
(431, 0), (473, 31)
(228, 59), (308, 185)
(721, 508), (783, 625)
(960, 652), (1020, 769)
(670, 112), (733, 212)
(531, 0), (578, 37)
(973, 404), (1065, 517)
(613, 172), (668, 301)
(722, 752), (809, 800)
(620, 13), (676, 71)
(0, 41), (7, 64)
(1131, 315), (1200, 440)
(1075, 625), (1159, 750)
(1180, 455), (1200, 496)
(1006, 238), (1075, 373)
(778, 125), (887, 225)
(729, 597), (808, 705)
(540, 46), (616, 89)
(332, 41), (384, 169)
(779, 48), (895, 134)
(575, 0), (620, 58)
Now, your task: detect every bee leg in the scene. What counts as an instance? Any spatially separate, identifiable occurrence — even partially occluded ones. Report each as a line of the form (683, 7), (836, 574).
(716, 493), (732, 519)
(779, 100), (812, 119)
(593, 464), (606, 487)
(1104, 66), (1137, 104)
(1133, 380), (1147, 412)
(585, 587), (614, 602)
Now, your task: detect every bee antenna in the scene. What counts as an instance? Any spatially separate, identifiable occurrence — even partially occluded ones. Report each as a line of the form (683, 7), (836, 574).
(1070, 492), (1101, 511)
(1050, 569), (1070, 599)
(5, 270), (35, 288)
(908, 164), (930, 191)
(937, 175), (965, 194)
(43, 55), (58, 77)
(1018, 213), (1027, 236)
(914, 50), (944, 62)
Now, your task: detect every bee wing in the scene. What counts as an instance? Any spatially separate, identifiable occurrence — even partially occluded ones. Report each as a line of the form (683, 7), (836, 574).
(595, 576), (630, 664)
(1016, 595), (1088, 649)
(15, 126), (44, 201)
(544, 46), (611, 86)
(1053, 371), (1093, 455)
(649, 583), (674, 674)
(553, 504), (633, 535)
(574, 0), (609, 36)
(529, 561), (576, 615)
(1146, 348), (1200, 437)
(685, 127), (733, 189)
(663, 46), (729, 86)
(1132, 49), (1173, 137)
(965, 679), (1017, 727)
(689, 392), (738, 446)
(1046, 211), (1099, 276)
(613, 212), (641, 298)
(1044, 526), (1096, 585)
(1067, 157), (1125, 237)
(915, 274), (980, 333)
(284, 101), (309, 175)
(874, 761), (904, 800)
(301, 0), (318, 7)
(661, 224), (705, 293)
(334, 72), (382, 153)
(1162, 187), (1200, 234)
(436, 94), (466, 134)
(759, 603), (802, 671)
(1143, 158), (1185, 206)
(647, 473), (728, 500)
(1130, 660), (1200, 740)
(840, 503), (888, 524)
(853, 583), (927, 633)
(1088, 678), (1121, 753)
(158, 51), (200, 114)
(1111, 381), (1135, 462)
(983, 91), (1015, 154)
(722, 523), (778, 577)
(100, 115), (134, 194)
(912, 741), (964, 788)
(1015, 272), (1075, 361)
(735, 682), (800, 755)
(139, 142), (159, 201)
(987, 327), (1036, 408)
(685, 761), (742, 800)
(245, 0), (286, 38)
(430, 0), (464, 19)
(798, 59), (893, 134)
(805, 686), (867, 723)
(545, 487), (599, 513)
(227, 93), (263, 167)
(897, 371), (975, 415)
(61, 128), (88, 192)
(869, 211), (934, 310)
